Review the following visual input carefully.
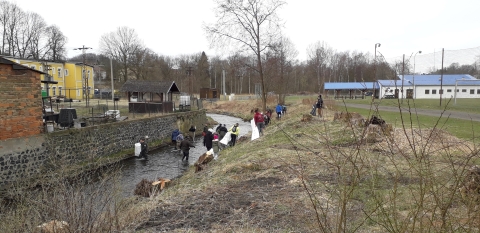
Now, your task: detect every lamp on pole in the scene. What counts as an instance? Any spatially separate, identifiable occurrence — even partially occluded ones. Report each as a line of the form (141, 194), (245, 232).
(74, 45), (92, 107)
(373, 43), (381, 100)
(413, 50), (422, 99)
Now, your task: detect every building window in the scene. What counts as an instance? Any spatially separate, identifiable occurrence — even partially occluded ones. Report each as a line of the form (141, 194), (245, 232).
(30, 65), (36, 69)
(477, 89), (480, 94)
(462, 89), (467, 92)
(65, 69), (69, 76)
(52, 87), (56, 96)
(470, 89), (475, 94)
(59, 87), (62, 96)
(77, 89), (80, 96)
(425, 90), (430, 94)
(39, 66), (43, 71)
(432, 89), (437, 94)
(58, 68), (62, 77)
(447, 89), (452, 92)
(52, 67), (55, 75)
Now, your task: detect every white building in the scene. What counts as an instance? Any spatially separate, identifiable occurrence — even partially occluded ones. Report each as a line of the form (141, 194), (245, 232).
(377, 74), (480, 99)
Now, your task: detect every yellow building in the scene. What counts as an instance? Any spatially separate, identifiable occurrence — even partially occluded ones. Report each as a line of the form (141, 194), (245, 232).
(5, 57), (94, 100)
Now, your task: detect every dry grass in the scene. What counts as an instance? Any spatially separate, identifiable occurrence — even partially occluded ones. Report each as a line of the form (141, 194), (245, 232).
(137, 96), (480, 232)
(9, 95), (478, 232)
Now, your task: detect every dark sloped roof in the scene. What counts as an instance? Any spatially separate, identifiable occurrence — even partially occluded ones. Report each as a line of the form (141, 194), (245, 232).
(0, 56), (47, 74)
(120, 80), (180, 94)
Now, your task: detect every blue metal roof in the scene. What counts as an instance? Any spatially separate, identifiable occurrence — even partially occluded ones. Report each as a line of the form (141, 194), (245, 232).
(399, 74), (480, 86)
(324, 82), (378, 90)
(378, 79), (412, 87)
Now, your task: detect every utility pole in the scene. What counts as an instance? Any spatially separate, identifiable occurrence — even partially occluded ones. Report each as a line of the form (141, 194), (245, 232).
(440, 48), (444, 106)
(110, 57), (114, 101)
(402, 54), (405, 103)
(74, 45), (92, 107)
(186, 66), (193, 95)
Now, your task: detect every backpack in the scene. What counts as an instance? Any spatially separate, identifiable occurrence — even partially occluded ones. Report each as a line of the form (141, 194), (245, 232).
(232, 126), (237, 132)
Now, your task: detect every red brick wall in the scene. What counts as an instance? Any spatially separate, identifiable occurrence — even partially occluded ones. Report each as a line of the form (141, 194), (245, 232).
(0, 64), (43, 140)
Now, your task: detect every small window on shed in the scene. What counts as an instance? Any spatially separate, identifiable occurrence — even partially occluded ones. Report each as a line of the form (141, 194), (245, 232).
(425, 90), (430, 94)
(462, 89), (467, 92)
(477, 89), (480, 94)
(447, 89), (452, 92)
(432, 89), (437, 94)
(470, 89), (475, 94)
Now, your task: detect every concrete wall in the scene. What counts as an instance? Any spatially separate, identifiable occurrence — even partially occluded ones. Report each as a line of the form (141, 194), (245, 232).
(0, 65), (43, 140)
(0, 110), (207, 190)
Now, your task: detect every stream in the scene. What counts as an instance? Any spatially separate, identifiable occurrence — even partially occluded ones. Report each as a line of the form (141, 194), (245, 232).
(116, 113), (251, 197)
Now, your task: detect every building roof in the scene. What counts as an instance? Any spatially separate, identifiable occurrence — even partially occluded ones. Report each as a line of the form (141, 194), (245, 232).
(324, 82), (378, 90)
(399, 74), (479, 86)
(378, 79), (412, 87)
(0, 57), (47, 74)
(120, 80), (180, 94)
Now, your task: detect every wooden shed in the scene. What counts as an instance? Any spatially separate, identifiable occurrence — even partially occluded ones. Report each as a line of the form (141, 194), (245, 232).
(120, 80), (180, 113)
(199, 88), (218, 99)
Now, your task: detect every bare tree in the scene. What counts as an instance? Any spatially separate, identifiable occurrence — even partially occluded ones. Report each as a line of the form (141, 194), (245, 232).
(268, 36), (297, 104)
(205, 0), (286, 112)
(99, 26), (143, 83)
(307, 41), (333, 94)
(42, 25), (67, 61)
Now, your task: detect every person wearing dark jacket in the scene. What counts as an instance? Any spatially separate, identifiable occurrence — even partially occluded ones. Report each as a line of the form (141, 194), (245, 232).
(188, 125), (196, 139)
(139, 138), (148, 160)
(316, 95), (324, 117)
(203, 129), (214, 151)
(180, 136), (195, 162)
(219, 124), (228, 140)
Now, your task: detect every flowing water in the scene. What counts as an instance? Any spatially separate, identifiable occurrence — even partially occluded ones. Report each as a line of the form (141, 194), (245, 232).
(116, 113), (251, 197)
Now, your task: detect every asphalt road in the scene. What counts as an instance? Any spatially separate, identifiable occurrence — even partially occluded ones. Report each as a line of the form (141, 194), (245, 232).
(342, 103), (480, 122)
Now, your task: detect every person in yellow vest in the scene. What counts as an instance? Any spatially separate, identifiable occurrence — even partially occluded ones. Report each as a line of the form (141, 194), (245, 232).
(228, 123), (240, 146)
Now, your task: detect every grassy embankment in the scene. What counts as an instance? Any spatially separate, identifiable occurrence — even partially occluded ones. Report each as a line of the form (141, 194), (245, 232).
(132, 95), (480, 232)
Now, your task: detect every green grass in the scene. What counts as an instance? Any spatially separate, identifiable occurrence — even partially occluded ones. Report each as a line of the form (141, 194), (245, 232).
(339, 98), (480, 114)
(342, 106), (479, 140)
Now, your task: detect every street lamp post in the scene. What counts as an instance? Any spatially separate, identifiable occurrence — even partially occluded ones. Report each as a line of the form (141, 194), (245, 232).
(413, 51), (422, 99)
(373, 43), (381, 100)
(74, 45), (92, 107)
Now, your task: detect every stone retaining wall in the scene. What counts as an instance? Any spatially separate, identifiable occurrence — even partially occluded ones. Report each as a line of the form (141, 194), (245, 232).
(0, 110), (207, 190)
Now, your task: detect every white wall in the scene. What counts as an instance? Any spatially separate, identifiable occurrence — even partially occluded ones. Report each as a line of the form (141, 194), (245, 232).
(414, 85), (480, 99)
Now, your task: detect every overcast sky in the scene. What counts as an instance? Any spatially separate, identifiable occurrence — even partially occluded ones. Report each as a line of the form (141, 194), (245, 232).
(13, 0), (480, 72)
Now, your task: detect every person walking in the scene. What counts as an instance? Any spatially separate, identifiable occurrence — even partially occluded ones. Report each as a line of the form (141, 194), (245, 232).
(229, 123), (240, 146)
(203, 128), (214, 151)
(253, 109), (265, 135)
(139, 137), (148, 160)
(316, 95), (324, 117)
(180, 136), (195, 162)
(275, 103), (283, 119)
(188, 125), (196, 140)
(171, 129), (180, 150)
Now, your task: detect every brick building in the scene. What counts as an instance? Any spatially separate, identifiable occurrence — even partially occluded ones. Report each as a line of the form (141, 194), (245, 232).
(0, 57), (45, 140)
